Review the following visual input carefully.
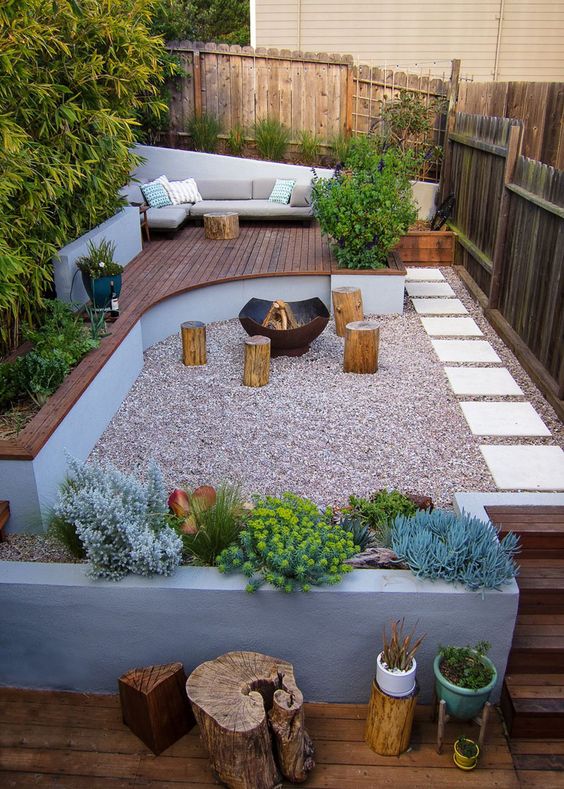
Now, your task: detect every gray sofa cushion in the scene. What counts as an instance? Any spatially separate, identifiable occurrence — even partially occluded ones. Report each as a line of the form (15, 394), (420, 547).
(146, 205), (190, 230)
(252, 178), (277, 199)
(190, 200), (312, 219)
(290, 183), (313, 207)
(196, 179), (252, 200)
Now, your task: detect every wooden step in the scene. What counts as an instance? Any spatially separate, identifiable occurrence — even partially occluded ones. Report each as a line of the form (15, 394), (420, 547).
(501, 674), (564, 739)
(507, 635), (564, 673)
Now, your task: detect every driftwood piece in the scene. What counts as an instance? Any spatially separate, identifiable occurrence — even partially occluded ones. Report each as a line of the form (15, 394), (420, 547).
(186, 651), (314, 789)
(262, 300), (299, 331)
(332, 286), (363, 337)
(181, 321), (207, 366)
(118, 662), (195, 755)
(343, 320), (379, 374)
(243, 335), (270, 387)
(204, 211), (240, 239)
(364, 679), (418, 756)
(345, 546), (399, 569)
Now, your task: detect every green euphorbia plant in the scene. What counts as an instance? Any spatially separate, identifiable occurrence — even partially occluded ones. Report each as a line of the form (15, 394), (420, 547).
(312, 138), (420, 269)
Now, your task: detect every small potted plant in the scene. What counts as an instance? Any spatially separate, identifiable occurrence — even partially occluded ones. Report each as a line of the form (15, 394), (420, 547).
(376, 618), (425, 698)
(76, 239), (123, 310)
(434, 641), (497, 720)
(453, 735), (480, 770)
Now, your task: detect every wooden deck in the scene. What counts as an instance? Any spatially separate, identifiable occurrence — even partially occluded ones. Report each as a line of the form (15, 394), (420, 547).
(0, 222), (333, 461)
(0, 688), (524, 788)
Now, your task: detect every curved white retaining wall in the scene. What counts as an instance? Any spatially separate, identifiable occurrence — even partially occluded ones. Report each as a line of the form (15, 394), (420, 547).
(0, 561), (518, 702)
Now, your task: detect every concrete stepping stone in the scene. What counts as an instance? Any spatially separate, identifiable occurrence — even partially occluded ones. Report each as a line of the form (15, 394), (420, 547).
(431, 340), (501, 363)
(480, 445), (564, 490)
(405, 282), (456, 297)
(412, 298), (468, 315)
(405, 267), (445, 281)
(460, 402), (551, 436)
(421, 317), (483, 336)
(444, 367), (523, 396)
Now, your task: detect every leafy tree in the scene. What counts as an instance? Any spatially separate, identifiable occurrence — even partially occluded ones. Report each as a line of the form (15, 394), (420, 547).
(0, 0), (168, 355)
(150, 0), (250, 45)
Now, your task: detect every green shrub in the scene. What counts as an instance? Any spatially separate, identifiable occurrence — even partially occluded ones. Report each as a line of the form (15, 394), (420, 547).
(0, 0), (168, 356)
(175, 482), (245, 566)
(438, 642), (494, 690)
(254, 119), (290, 161)
(226, 124), (246, 156)
(217, 493), (358, 592)
(14, 351), (69, 407)
(329, 132), (352, 165)
(298, 130), (321, 165)
(312, 139), (419, 268)
(75, 240), (123, 281)
(347, 490), (417, 544)
(23, 300), (98, 368)
(187, 113), (222, 153)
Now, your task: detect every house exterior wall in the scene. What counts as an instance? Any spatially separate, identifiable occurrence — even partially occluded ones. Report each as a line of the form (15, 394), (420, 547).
(253, 0), (564, 82)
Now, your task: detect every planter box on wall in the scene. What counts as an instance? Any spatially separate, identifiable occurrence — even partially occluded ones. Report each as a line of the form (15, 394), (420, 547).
(330, 252), (406, 315)
(396, 231), (455, 267)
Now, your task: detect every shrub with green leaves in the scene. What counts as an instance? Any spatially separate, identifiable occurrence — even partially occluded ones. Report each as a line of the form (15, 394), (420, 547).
(347, 489), (417, 544)
(187, 113), (222, 153)
(438, 642), (494, 690)
(14, 351), (69, 408)
(391, 509), (519, 591)
(217, 493), (358, 592)
(0, 0), (168, 356)
(298, 130), (321, 165)
(312, 139), (419, 268)
(23, 300), (98, 368)
(254, 119), (290, 161)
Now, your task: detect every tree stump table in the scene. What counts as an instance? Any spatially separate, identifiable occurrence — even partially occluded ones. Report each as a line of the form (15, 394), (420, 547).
(332, 286), (363, 337)
(181, 321), (207, 366)
(204, 211), (240, 240)
(119, 662), (195, 755)
(343, 320), (379, 373)
(364, 679), (419, 756)
(243, 335), (270, 387)
(186, 651), (315, 789)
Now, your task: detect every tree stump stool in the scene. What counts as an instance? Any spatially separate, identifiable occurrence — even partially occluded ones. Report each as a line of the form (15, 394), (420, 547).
(204, 211), (240, 240)
(332, 286), (363, 337)
(181, 321), (206, 366)
(343, 320), (379, 373)
(243, 335), (270, 387)
(119, 662), (195, 755)
(364, 679), (419, 756)
(186, 651), (314, 789)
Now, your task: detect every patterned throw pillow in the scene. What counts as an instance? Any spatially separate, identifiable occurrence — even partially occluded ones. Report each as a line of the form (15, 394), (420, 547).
(165, 178), (203, 205)
(141, 179), (173, 208)
(268, 179), (296, 205)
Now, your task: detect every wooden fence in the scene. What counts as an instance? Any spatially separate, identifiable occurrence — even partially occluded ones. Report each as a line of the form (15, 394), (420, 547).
(457, 81), (564, 169)
(165, 41), (448, 149)
(445, 112), (564, 413)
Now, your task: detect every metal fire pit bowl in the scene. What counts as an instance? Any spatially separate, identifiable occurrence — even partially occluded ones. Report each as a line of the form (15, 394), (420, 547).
(238, 297), (330, 357)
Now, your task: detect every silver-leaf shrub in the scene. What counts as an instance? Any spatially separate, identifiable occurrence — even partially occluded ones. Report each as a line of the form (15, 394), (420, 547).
(55, 458), (182, 581)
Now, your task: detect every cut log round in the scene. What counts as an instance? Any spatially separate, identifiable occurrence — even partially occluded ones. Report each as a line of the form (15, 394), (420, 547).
(204, 211), (240, 240)
(343, 320), (379, 374)
(186, 651), (314, 789)
(181, 321), (206, 366)
(364, 679), (418, 756)
(332, 286), (363, 337)
(243, 335), (270, 387)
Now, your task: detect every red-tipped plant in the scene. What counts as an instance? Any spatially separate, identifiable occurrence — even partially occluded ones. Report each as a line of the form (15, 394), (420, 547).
(381, 619), (425, 672)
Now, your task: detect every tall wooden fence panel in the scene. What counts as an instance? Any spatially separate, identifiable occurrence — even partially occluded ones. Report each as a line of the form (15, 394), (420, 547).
(165, 42), (448, 149)
(457, 81), (564, 169)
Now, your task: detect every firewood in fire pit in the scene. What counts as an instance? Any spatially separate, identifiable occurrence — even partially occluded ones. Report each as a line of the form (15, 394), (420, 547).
(262, 300), (300, 331)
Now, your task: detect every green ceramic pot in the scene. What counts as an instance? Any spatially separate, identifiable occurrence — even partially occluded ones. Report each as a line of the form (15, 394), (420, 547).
(433, 652), (497, 720)
(82, 273), (122, 310)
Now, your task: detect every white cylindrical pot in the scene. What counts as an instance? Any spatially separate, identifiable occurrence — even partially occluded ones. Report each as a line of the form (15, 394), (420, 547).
(376, 652), (417, 698)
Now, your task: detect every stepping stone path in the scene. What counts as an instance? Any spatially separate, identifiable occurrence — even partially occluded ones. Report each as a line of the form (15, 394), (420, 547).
(405, 267), (563, 492)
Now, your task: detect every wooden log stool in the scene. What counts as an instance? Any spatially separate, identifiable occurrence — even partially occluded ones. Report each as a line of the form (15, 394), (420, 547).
(332, 286), (363, 337)
(243, 335), (270, 387)
(204, 211), (240, 240)
(119, 662), (195, 755)
(364, 679), (419, 756)
(181, 321), (206, 366)
(434, 697), (492, 754)
(186, 651), (315, 789)
(343, 320), (379, 374)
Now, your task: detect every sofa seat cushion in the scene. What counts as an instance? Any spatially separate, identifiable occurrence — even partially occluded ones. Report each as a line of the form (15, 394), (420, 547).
(146, 205), (190, 230)
(190, 200), (312, 219)
(196, 179), (252, 200)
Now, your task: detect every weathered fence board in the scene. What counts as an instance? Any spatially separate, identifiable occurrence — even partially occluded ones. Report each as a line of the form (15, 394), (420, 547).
(457, 81), (564, 168)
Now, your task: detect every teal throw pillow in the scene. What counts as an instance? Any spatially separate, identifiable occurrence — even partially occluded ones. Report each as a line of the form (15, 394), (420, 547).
(269, 179), (295, 205)
(141, 181), (173, 208)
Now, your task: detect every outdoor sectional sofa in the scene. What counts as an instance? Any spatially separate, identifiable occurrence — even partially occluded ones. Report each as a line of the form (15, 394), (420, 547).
(121, 176), (314, 232)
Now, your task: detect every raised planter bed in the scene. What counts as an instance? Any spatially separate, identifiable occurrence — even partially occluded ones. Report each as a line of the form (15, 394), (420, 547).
(396, 230), (455, 267)
(0, 560), (518, 703)
(330, 251), (407, 315)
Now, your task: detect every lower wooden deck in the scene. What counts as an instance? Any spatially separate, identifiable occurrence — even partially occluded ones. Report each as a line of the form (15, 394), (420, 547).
(0, 688), (525, 788)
